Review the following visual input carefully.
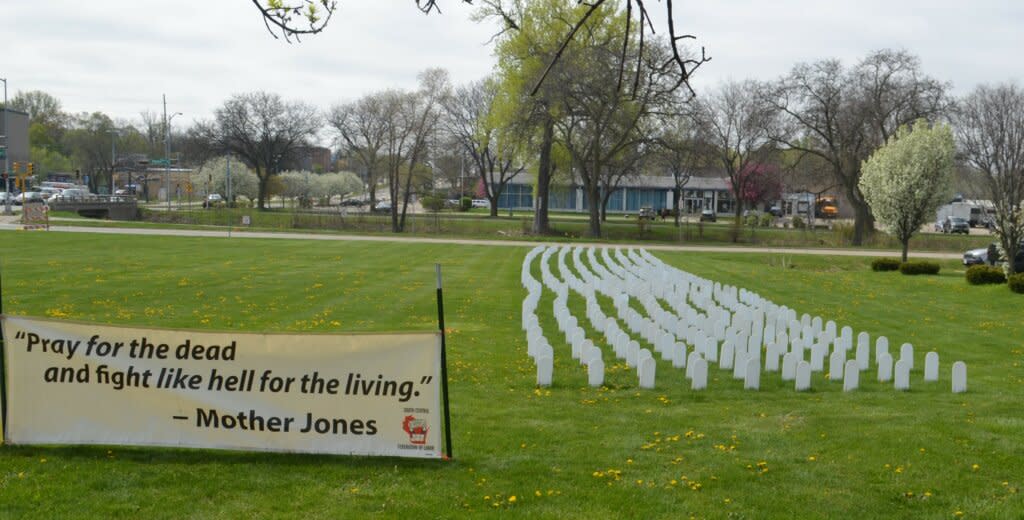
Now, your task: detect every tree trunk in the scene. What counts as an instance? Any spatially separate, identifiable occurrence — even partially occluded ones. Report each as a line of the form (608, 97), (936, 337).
(532, 117), (554, 235)
(851, 199), (874, 246)
(587, 182), (602, 238)
(844, 182), (875, 246)
(673, 188), (681, 228)
(901, 238), (909, 263)
(489, 196), (499, 217)
(257, 176), (269, 210)
(732, 199), (744, 243)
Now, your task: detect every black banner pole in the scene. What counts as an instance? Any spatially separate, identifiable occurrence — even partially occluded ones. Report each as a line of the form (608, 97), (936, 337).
(435, 264), (453, 460)
(0, 262), (8, 442)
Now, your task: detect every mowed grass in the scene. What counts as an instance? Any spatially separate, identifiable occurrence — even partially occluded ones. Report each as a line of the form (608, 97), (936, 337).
(0, 231), (1021, 519)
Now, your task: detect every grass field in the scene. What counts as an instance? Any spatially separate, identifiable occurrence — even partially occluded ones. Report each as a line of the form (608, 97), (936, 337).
(0, 230), (1021, 519)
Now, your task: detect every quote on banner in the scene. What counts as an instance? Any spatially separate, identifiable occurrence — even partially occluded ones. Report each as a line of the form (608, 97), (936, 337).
(1, 315), (443, 458)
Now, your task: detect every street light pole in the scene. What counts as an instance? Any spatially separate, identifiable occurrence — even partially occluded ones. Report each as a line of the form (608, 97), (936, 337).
(108, 129), (119, 195)
(163, 94), (182, 211)
(2, 77), (10, 215)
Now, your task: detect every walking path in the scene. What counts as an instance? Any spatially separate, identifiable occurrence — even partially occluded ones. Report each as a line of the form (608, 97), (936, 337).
(0, 214), (963, 259)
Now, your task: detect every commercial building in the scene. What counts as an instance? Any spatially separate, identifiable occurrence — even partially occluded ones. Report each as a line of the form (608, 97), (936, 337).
(496, 173), (735, 215)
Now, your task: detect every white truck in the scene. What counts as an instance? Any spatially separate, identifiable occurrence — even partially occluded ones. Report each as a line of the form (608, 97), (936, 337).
(936, 201), (992, 228)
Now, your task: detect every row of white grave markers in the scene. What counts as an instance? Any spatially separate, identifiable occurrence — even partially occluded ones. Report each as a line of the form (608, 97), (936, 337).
(521, 246), (967, 394)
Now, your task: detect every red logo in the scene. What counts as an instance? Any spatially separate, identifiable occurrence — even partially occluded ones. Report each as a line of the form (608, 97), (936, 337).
(402, 415), (428, 445)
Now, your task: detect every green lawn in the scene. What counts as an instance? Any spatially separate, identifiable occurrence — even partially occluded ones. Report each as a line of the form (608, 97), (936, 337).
(0, 231), (1020, 519)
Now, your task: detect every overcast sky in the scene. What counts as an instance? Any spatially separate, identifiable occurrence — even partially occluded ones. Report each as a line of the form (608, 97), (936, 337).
(4, 0), (1022, 143)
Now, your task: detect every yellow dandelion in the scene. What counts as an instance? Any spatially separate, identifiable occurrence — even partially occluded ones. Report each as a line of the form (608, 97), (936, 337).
(508, 496), (517, 504)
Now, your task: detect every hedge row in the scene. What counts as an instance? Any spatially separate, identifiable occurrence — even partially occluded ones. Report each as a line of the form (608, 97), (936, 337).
(1010, 273), (1024, 294)
(965, 265), (1006, 285)
(900, 261), (941, 275)
(870, 258), (940, 275)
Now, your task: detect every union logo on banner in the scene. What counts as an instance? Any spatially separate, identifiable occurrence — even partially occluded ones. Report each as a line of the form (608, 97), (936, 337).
(402, 415), (429, 445)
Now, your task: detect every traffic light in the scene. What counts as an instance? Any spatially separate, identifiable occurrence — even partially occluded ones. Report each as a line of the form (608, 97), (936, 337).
(27, 163), (34, 176)
(13, 162), (20, 173)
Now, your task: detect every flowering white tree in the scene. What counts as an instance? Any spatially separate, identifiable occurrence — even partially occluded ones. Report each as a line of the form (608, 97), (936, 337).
(860, 121), (955, 262)
(192, 156), (260, 201)
(313, 172), (363, 204)
(278, 170), (314, 207)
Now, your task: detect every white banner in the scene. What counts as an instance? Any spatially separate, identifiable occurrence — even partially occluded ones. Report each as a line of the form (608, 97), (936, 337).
(0, 315), (444, 459)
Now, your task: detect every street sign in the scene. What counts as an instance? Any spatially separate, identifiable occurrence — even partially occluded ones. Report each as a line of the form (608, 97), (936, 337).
(185, 182), (193, 194)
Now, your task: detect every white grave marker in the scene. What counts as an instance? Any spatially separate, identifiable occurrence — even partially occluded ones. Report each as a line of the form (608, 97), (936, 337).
(894, 360), (910, 391)
(924, 352), (939, 382)
(829, 351), (845, 381)
(951, 361), (967, 393)
(639, 357), (656, 389)
(720, 341), (735, 370)
(672, 343), (687, 369)
(744, 359), (760, 390)
(899, 343), (914, 371)
(843, 360), (859, 392)
(686, 352), (699, 379)
(795, 361), (812, 391)
(691, 358), (708, 390)
(536, 355), (553, 387)
(855, 341), (870, 371)
(877, 353), (893, 383)
(781, 353), (797, 381)
(588, 358), (604, 387)
(875, 336), (889, 361)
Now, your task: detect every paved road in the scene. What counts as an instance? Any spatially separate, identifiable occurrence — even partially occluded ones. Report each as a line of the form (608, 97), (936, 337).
(0, 215), (963, 259)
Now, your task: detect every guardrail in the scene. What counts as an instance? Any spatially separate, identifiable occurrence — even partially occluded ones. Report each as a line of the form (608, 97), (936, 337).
(47, 196), (139, 220)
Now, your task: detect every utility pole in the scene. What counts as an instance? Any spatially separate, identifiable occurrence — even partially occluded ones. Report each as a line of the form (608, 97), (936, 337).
(108, 129), (119, 195)
(226, 155), (232, 205)
(2, 77), (10, 215)
(164, 94), (169, 211)
(163, 95), (182, 211)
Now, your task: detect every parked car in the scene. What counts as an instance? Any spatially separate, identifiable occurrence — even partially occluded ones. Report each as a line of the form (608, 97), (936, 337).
(962, 247), (989, 266)
(340, 198), (364, 207)
(966, 242), (1024, 271)
(54, 188), (91, 202)
(373, 200), (392, 212)
(768, 205), (783, 217)
(942, 216), (970, 234)
(471, 199), (490, 209)
(638, 207), (656, 220)
(15, 192), (44, 205)
(699, 209), (716, 222)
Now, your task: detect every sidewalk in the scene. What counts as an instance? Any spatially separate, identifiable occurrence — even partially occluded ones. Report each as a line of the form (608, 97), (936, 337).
(0, 218), (963, 259)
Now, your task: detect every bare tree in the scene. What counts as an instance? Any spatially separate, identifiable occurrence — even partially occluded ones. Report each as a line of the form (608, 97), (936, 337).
(378, 69), (450, 232)
(763, 49), (948, 245)
(690, 80), (773, 233)
(328, 93), (391, 208)
(651, 116), (702, 225)
(955, 83), (1024, 274)
(442, 78), (526, 216)
(199, 92), (321, 210)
